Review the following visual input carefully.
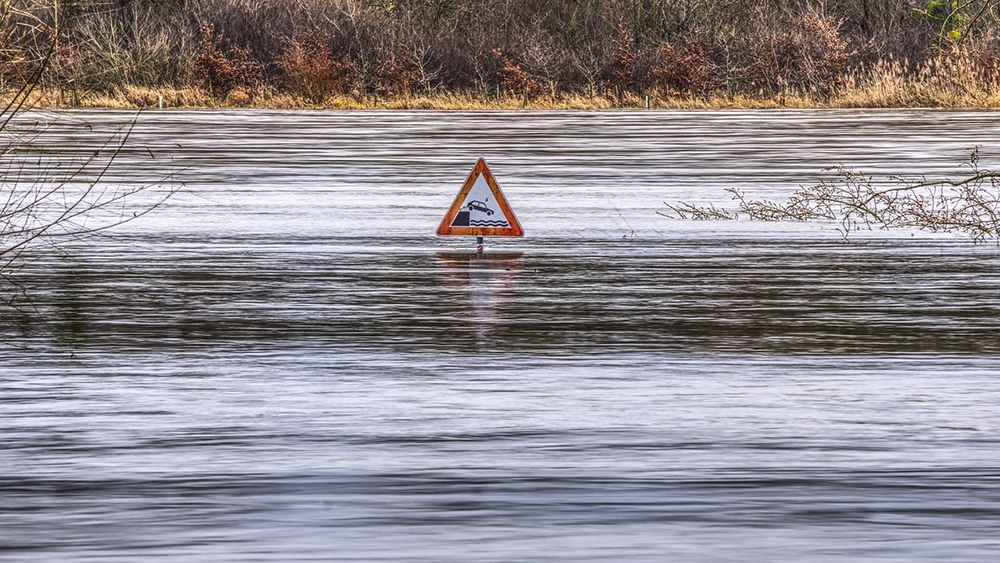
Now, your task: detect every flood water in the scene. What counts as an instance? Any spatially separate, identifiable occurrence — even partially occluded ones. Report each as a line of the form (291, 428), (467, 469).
(3, 110), (1000, 561)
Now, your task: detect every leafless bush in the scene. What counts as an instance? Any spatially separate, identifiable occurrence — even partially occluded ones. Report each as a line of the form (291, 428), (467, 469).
(663, 148), (1000, 243)
(394, 31), (450, 97)
(2, 2), (177, 285)
(52, 3), (180, 91)
(658, 201), (737, 221)
(1, 0), (54, 102)
(745, 9), (856, 96)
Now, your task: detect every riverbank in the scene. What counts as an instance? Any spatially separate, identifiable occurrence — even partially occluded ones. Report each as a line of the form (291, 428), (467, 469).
(7, 0), (1000, 113)
(18, 87), (1000, 111)
(21, 68), (1000, 111)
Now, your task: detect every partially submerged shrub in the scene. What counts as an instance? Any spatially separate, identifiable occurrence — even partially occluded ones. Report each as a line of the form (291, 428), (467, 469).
(663, 148), (1000, 243)
(659, 201), (736, 221)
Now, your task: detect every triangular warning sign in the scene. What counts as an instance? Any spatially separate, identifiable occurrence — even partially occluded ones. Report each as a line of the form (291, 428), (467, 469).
(437, 158), (524, 237)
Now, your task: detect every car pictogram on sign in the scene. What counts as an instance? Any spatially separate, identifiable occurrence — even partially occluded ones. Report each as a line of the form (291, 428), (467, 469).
(466, 200), (495, 215)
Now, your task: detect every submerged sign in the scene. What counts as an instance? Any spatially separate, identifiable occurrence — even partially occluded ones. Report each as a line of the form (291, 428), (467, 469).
(436, 158), (524, 237)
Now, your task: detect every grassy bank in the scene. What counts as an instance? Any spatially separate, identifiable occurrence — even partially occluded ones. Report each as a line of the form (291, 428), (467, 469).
(23, 59), (1000, 111)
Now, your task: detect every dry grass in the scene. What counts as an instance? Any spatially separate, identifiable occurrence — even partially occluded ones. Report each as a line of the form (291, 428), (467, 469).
(10, 53), (1000, 110)
(835, 54), (1000, 108)
(13, 88), (1000, 111)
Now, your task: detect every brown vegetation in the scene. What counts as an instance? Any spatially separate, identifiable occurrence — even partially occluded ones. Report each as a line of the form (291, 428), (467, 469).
(277, 29), (357, 103)
(653, 37), (714, 97)
(3, 0), (1000, 108)
(193, 22), (263, 99)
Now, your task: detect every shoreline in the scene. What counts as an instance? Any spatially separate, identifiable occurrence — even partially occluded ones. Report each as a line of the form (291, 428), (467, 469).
(14, 85), (1000, 112)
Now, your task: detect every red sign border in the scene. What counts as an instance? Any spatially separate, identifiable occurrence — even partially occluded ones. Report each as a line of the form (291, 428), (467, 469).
(436, 158), (524, 237)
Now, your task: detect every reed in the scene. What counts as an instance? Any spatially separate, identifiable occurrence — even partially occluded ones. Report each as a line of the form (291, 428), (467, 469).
(836, 48), (1000, 108)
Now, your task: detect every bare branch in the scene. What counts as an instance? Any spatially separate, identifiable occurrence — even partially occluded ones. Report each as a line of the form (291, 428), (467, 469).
(663, 148), (1000, 243)
(2, 3), (178, 277)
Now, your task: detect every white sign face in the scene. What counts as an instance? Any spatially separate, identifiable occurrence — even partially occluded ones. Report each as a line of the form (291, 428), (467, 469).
(437, 158), (524, 237)
(449, 175), (511, 229)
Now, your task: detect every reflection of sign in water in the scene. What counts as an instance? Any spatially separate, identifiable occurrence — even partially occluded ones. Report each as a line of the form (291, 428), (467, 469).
(437, 252), (523, 343)
(437, 158), (524, 237)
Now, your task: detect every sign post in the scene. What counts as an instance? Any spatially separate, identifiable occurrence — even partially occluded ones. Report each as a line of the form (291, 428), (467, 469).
(437, 158), (524, 253)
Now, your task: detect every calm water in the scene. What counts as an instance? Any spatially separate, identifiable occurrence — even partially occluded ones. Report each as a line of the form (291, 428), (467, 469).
(3, 110), (1000, 561)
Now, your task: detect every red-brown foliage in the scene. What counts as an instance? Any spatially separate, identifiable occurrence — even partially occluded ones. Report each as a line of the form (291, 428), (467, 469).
(492, 48), (544, 99)
(653, 38), (713, 96)
(193, 22), (263, 98)
(379, 42), (420, 98)
(276, 29), (356, 102)
(607, 24), (642, 94)
(748, 11), (855, 95)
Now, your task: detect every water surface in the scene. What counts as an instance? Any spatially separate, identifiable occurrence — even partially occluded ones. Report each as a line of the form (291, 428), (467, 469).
(2, 110), (1000, 562)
